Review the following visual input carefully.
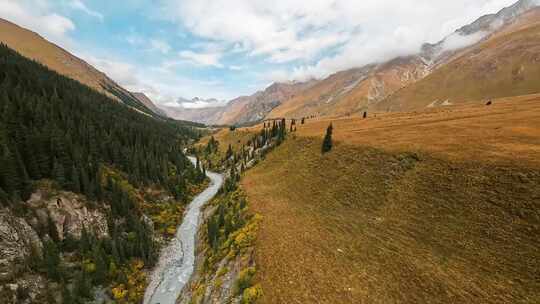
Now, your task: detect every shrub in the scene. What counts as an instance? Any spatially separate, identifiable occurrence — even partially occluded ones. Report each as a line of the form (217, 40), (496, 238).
(242, 284), (263, 304)
(235, 267), (256, 294)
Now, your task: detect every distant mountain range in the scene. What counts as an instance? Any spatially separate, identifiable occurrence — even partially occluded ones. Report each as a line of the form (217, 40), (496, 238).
(161, 81), (316, 125)
(270, 0), (540, 118)
(160, 0), (540, 125)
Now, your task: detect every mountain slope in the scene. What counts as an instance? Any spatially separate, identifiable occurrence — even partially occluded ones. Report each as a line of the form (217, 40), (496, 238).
(132, 92), (167, 117)
(219, 81), (316, 125)
(268, 57), (429, 119)
(0, 43), (205, 303)
(161, 104), (226, 125)
(268, 0), (540, 119)
(0, 18), (156, 116)
(377, 7), (540, 111)
(162, 81), (316, 125)
(197, 94), (540, 303)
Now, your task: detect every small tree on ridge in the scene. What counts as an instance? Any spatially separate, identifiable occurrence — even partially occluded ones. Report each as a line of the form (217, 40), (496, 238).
(322, 123), (333, 153)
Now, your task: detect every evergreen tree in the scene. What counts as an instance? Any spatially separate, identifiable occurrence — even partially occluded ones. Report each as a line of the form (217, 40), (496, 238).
(43, 240), (62, 281)
(226, 144), (233, 160)
(0, 186), (10, 206)
(322, 123), (333, 153)
(47, 213), (60, 243)
(0, 146), (21, 196)
(73, 271), (92, 300)
(92, 243), (108, 284)
(71, 166), (81, 193)
(52, 158), (66, 187)
(62, 283), (74, 304)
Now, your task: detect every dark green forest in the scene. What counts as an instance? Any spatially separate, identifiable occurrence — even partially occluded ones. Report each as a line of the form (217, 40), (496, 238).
(0, 43), (202, 204)
(0, 43), (205, 302)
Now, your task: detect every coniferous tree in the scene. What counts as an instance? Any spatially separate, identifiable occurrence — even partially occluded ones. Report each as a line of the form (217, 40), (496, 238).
(71, 166), (81, 193)
(0, 186), (10, 206)
(322, 123), (333, 153)
(47, 213), (60, 243)
(62, 283), (74, 304)
(92, 243), (107, 284)
(52, 159), (66, 187)
(73, 270), (92, 300)
(43, 240), (62, 281)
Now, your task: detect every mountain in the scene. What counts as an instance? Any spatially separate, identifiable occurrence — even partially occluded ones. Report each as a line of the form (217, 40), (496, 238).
(268, 0), (540, 119)
(268, 58), (428, 119)
(161, 103), (226, 125)
(161, 81), (316, 125)
(0, 18), (156, 116)
(218, 81), (317, 125)
(377, 6), (540, 111)
(132, 92), (167, 116)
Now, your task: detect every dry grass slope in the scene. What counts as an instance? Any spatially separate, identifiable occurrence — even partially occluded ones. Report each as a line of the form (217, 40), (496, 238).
(378, 10), (540, 112)
(237, 97), (540, 303)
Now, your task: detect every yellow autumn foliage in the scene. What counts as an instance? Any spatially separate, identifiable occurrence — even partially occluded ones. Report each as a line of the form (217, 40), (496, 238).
(110, 259), (147, 304)
(242, 284), (263, 304)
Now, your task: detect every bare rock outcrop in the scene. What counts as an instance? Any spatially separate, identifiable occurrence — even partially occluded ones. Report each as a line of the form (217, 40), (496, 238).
(26, 189), (109, 240)
(0, 209), (43, 283)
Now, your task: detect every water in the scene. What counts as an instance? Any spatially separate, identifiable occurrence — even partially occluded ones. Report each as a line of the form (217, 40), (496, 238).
(144, 156), (223, 304)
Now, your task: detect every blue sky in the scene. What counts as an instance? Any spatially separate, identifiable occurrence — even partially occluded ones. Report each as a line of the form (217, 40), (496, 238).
(0, 0), (518, 108)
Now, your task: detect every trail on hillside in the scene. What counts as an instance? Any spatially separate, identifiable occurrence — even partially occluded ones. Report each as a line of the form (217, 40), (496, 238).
(144, 156), (223, 304)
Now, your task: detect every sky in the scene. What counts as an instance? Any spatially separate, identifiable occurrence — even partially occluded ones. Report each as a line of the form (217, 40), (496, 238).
(0, 0), (519, 108)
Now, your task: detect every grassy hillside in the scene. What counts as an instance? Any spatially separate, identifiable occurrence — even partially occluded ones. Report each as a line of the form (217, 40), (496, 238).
(237, 98), (540, 303)
(377, 9), (540, 112)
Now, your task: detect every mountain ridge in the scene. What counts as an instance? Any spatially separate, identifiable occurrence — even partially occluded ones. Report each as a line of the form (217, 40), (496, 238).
(0, 17), (161, 117)
(267, 0), (540, 119)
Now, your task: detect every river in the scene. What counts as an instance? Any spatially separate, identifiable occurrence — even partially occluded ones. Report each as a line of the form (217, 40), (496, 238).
(143, 156), (223, 304)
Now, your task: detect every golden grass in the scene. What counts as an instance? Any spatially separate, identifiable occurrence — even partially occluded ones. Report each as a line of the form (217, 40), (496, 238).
(197, 128), (256, 158)
(236, 98), (540, 303)
(296, 94), (540, 166)
(242, 137), (540, 304)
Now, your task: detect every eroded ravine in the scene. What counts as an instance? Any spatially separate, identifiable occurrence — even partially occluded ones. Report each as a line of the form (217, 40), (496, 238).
(144, 156), (223, 304)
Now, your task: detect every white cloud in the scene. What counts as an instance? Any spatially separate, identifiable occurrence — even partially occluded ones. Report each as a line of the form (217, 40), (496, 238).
(0, 0), (75, 45)
(178, 50), (224, 68)
(161, 0), (518, 81)
(79, 49), (239, 105)
(179, 98), (228, 109)
(125, 33), (171, 54)
(68, 0), (104, 21)
(228, 65), (244, 71)
(150, 39), (171, 54)
(83, 55), (139, 87)
(440, 31), (489, 52)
